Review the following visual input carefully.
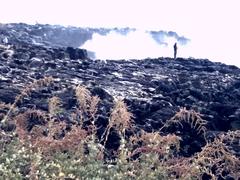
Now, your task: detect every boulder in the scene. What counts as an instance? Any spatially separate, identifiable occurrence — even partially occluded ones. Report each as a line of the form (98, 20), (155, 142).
(66, 47), (88, 60)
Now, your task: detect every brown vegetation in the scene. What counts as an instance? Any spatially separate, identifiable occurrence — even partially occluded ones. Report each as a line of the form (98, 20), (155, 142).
(0, 77), (239, 179)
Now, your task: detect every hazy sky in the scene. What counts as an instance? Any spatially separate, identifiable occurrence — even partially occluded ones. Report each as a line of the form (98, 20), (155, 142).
(1, 0), (240, 66)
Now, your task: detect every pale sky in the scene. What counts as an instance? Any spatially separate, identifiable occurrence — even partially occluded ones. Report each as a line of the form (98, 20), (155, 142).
(1, 0), (240, 66)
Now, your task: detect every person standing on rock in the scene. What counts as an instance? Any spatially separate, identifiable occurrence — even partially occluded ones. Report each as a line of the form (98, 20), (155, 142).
(174, 42), (177, 60)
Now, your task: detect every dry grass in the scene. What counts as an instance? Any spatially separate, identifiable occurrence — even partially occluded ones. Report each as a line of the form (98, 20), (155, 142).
(0, 102), (12, 109)
(33, 125), (88, 155)
(10, 85), (100, 156)
(48, 96), (62, 118)
(14, 109), (48, 144)
(221, 130), (240, 145)
(130, 130), (181, 159)
(1, 77), (240, 179)
(14, 108), (88, 155)
(193, 136), (240, 179)
(2, 76), (53, 123)
(160, 107), (207, 136)
(75, 85), (100, 127)
(102, 98), (133, 147)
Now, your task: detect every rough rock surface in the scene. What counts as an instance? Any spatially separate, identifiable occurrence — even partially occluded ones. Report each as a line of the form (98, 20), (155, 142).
(0, 23), (240, 156)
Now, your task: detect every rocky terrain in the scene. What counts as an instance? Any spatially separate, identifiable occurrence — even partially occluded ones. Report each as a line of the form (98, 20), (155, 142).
(0, 23), (240, 158)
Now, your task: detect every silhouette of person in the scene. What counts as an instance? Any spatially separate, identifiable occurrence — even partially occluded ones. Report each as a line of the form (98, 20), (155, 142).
(174, 42), (177, 60)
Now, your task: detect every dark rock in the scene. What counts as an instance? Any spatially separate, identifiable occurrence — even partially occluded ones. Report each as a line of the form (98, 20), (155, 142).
(230, 120), (240, 130)
(45, 62), (57, 69)
(0, 65), (10, 74)
(91, 87), (113, 102)
(189, 88), (204, 100)
(1, 50), (14, 59)
(13, 52), (30, 60)
(0, 122), (16, 132)
(66, 47), (88, 60)
(57, 87), (77, 110)
(13, 59), (24, 65)
(202, 173), (212, 180)
(1, 23), (240, 159)
(0, 88), (20, 104)
(29, 57), (44, 68)
(155, 80), (176, 93)
(209, 102), (238, 117)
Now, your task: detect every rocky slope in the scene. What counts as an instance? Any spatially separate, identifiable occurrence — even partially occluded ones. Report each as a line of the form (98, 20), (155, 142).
(0, 23), (240, 157)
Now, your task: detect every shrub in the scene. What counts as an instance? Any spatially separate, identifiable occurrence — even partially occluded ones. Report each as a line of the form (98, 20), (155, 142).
(0, 78), (239, 179)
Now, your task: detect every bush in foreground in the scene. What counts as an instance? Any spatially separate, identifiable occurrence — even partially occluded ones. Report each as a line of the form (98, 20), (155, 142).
(0, 77), (239, 179)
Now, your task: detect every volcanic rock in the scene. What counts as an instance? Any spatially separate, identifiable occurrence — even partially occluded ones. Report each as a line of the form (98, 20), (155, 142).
(0, 23), (240, 157)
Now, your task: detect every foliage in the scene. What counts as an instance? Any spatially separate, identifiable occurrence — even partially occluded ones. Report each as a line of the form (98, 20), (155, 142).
(0, 77), (239, 179)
